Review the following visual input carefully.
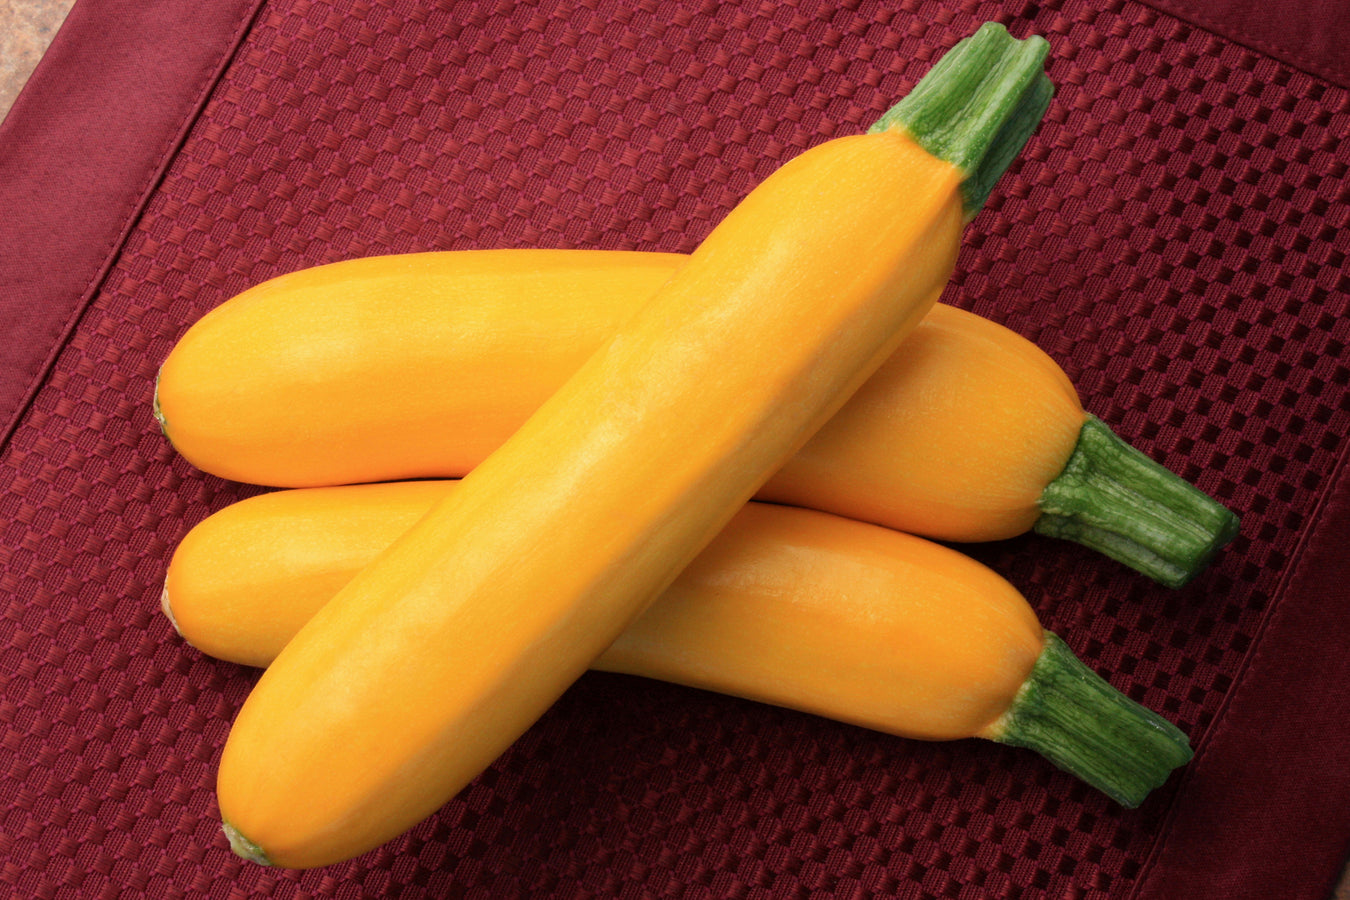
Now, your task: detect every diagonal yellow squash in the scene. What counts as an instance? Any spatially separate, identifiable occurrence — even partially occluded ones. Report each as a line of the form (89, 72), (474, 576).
(215, 25), (1054, 868)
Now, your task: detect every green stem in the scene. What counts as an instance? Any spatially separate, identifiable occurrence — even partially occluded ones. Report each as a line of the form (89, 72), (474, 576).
(1034, 416), (1241, 588)
(988, 632), (1193, 808)
(869, 22), (1054, 219)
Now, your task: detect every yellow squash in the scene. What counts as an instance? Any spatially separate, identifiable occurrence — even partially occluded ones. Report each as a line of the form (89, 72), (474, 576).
(215, 25), (1054, 868)
(169, 481), (1191, 806)
(157, 250), (1083, 542)
(155, 249), (682, 488)
(158, 253), (1238, 587)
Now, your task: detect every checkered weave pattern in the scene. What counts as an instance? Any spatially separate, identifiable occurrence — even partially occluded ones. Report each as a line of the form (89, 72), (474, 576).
(3, 0), (1348, 896)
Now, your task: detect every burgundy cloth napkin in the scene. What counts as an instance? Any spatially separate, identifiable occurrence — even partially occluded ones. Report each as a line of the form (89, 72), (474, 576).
(3, 0), (1349, 897)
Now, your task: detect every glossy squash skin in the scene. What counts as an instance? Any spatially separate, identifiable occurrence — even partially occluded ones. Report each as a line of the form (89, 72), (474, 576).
(166, 481), (1044, 740)
(155, 250), (685, 486)
(215, 130), (971, 869)
(170, 481), (1193, 810)
(157, 250), (1084, 542)
(763, 296), (1083, 540)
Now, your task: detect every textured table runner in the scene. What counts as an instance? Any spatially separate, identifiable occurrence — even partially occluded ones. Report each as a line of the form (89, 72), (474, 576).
(3, 0), (1349, 897)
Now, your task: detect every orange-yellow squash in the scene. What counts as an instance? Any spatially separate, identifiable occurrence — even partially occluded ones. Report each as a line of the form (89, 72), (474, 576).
(157, 249), (1239, 587)
(155, 242), (1236, 588)
(214, 25), (1054, 869)
(167, 481), (1191, 806)
(157, 250), (1083, 543)
(157, 243), (1240, 585)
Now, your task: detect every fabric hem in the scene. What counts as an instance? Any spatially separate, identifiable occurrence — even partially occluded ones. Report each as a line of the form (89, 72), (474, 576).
(1130, 427), (1350, 898)
(0, 0), (267, 450)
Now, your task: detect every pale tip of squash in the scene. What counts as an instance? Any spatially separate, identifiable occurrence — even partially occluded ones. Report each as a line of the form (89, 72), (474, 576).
(223, 821), (271, 866)
(160, 581), (182, 635)
(151, 371), (169, 435)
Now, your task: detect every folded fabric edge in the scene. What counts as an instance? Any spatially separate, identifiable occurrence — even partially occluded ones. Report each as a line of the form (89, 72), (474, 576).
(1131, 437), (1350, 899)
(0, 0), (266, 450)
(1138, 0), (1350, 90)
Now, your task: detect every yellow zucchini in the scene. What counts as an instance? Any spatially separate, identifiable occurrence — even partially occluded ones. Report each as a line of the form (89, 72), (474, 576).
(157, 262), (1238, 587)
(168, 481), (1191, 806)
(215, 25), (1054, 868)
(155, 249), (681, 488)
(157, 251), (1087, 544)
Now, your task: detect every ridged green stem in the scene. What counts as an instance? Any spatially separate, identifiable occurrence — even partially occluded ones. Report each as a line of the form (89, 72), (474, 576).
(1035, 416), (1241, 588)
(989, 632), (1193, 808)
(869, 22), (1054, 219)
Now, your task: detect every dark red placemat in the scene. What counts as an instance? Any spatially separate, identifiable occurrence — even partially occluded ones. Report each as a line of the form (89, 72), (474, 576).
(3, 0), (1349, 898)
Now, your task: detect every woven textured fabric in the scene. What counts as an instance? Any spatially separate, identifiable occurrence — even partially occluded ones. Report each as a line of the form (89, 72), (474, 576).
(1144, 0), (1350, 89)
(3, 0), (1350, 897)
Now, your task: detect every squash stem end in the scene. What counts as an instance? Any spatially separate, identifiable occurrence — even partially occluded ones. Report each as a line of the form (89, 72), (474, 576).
(868, 22), (1053, 219)
(1034, 416), (1241, 588)
(989, 632), (1193, 808)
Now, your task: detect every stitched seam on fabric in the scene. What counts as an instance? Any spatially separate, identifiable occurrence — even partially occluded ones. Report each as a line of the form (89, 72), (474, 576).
(1136, 0), (1350, 88)
(0, 0), (269, 454)
(1075, 2), (1350, 892)
(1126, 416), (1350, 900)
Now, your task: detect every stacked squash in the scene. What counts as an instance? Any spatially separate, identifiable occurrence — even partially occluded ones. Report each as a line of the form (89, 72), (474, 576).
(154, 25), (1235, 869)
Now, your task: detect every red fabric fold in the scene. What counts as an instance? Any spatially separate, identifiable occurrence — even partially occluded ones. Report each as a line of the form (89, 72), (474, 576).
(0, 0), (263, 445)
(1140, 0), (1350, 89)
(1134, 450), (1350, 899)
